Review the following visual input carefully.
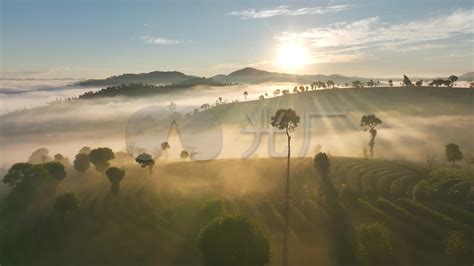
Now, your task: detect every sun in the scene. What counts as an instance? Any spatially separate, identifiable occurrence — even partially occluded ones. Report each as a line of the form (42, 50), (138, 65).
(276, 42), (311, 71)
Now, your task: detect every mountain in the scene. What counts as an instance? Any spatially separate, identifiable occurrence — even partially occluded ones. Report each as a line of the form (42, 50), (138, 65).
(211, 67), (370, 84)
(459, 72), (474, 81)
(77, 70), (196, 87)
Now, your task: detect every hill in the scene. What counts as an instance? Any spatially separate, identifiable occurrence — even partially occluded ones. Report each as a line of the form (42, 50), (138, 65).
(78, 78), (228, 99)
(76, 70), (196, 87)
(459, 72), (474, 81)
(211, 67), (370, 84)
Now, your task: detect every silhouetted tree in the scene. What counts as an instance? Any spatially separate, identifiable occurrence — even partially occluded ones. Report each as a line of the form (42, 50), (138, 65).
(73, 153), (90, 174)
(388, 80), (393, 87)
(89, 147), (115, 173)
(180, 150), (189, 161)
(198, 215), (269, 266)
(161, 142), (171, 160)
(243, 91), (248, 100)
(415, 80), (423, 86)
(293, 87), (299, 93)
(105, 167), (125, 196)
(314, 152), (358, 266)
(402, 75), (412, 86)
(259, 95), (265, 100)
(273, 89), (281, 96)
(43, 161), (66, 182)
(270, 108), (300, 266)
(55, 192), (80, 224)
(445, 143), (463, 167)
(3, 163), (48, 188)
(360, 114), (382, 158)
(448, 75), (458, 87)
(135, 153), (155, 174)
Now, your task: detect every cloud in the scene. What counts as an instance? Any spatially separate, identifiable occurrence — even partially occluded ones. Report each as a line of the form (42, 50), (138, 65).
(144, 36), (184, 45)
(229, 5), (350, 19)
(275, 9), (473, 63)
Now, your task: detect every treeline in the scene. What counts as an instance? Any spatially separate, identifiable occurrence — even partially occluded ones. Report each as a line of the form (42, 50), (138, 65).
(78, 77), (231, 99)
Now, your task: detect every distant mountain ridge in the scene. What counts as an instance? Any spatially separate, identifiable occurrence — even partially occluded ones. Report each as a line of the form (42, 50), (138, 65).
(77, 70), (196, 87)
(76, 67), (474, 87)
(211, 67), (371, 84)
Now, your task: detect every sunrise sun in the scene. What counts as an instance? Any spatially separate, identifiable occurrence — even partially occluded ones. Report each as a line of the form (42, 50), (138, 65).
(276, 42), (311, 71)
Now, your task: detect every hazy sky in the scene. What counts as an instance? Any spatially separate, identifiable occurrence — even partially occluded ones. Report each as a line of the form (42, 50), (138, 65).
(1, 0), (473, 79)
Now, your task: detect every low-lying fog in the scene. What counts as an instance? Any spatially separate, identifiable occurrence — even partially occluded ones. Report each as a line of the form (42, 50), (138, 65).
(0, 79), (473, 168)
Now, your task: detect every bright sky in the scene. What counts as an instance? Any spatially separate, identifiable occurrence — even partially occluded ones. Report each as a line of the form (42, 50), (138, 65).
(1, 0), (473, 79)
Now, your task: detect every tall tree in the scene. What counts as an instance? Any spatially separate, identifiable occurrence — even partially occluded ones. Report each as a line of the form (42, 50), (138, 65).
(105, 167), (125, 196)
(360, 114), (382, 158)
(243, 91), (248, 100)
(73, 153), (90, 174)
(388, 80), (393, 87)
(314, 152), (358, 266)
(445, 143), (463, 167)
(161, 142), (171, 160)
(270, 108), (300, 266)
(43, 161), (67, 182)
(135, 153), (155, 174)
(89, 147), (115, 173)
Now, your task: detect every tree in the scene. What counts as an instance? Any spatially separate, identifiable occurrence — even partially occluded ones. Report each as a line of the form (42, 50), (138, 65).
(89, 147), (115, 173)
(79, 146), (91, 154)
(243, 91), (248, 100)
(314, 152), (358, 266)
(270, 108), (300, 266)
(28, 147), (52, 164)
(43, 161), (66, 181)
(360, 114), (382, 158)
(54, 153), (64, 162)
(201, 103), (211, 110)
(352, 80), (363, 88)
(258, 95), (265, 100)
(135, 153), (155, 174)
(356, 222), (393, 266)
(55, 192), (80, 224)
(273, 89), (281, 96)
(3, 163), (48, 188)
(73, 153), (90, 174)
(402, 75), (412, 86)
(161, 142), (171, 160)
(415, 80), (423, 86)
(105, 167), (125, 196)
(198, 215), (270, 266)
(445, 143), (463, 167)
(327, 80), (335, 88)
(180, 150), (189, 161)
(448, 75), (458, 87)
(388, 80), (393, 87)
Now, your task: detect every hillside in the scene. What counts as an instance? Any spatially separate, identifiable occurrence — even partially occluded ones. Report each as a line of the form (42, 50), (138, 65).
(211, 67), (370, 84)
(1, 157), (472, 265)
(77, 70), (196, 87)
(459, 72), (474, 81)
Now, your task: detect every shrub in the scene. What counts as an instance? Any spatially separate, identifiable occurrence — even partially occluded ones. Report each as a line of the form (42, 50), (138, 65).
(356, 222), (393, 266)
(198, 215), (270, 266)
